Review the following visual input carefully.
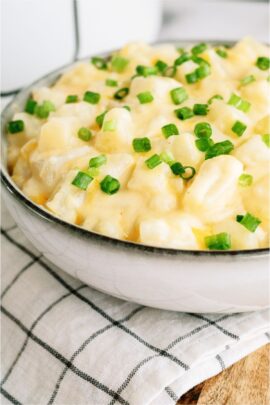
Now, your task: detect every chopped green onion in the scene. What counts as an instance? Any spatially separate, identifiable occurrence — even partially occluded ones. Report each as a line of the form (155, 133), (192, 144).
(162, 66), (177, 77)
(262, 134), (270, 147)
(205, 232), (231, 250)
(236, 212), (261, 232)
(87, 167), (99, 177)
(123, 105), (131, 111)
(35, 100), (55, 119)
(111, 56), (129, 72)
(160, 151), (174, 165)
(256, 56), (270, 71)
(89, 154), (107, 168)
(174, 107), (194, 120)
(185, 71), (199, 84)
(238, 173), (253, 187)
(177, 47), (185, 54)
(8, 120), (24, 134)
(137, 91), (154, 104)
(71, 171), (93, 190)
(191, 55), (210, 66)
(170, 87), (188, 105)
(231, 120), (247, 137)
(145, 154), (162, 169)
(228, 93), (251, 112)
(194, 122), (212, 138)
(240, 75), (256, 86)
(193, 103), (209, 116)
(195, 138), (214, 152)
(191, 43), (207, 55)
(208, 94), (223, 104)
(136, 65), (157, 77)
(66, 95), (78, 103)
(185, 54), (211, 84)
(215, 48), (228, 58)
(96, 110), (108, 127)
(91, 56), (107, 70)
(155, 60), (168, 73)
(162, 123), (179, 138)
(83, 91), (100, 104)
(78, 127), (92, 141)
(24, 99), (37, 114)
(100, 175), (120, 195)
(170, 162), (185, 175)
(239, 100), (251, 113)
(180, 166), (196, 180)
(114, 87), (129, 100)
(132, 137), (151, 152)
(195, 63), (211, 79)
(205, 140), (234, 159)
(105, 79), (118, 87)
(103, 119), (117, 131)
(174, 52), (190, 66)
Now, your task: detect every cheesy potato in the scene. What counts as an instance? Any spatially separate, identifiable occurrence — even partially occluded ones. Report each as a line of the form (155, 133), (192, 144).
(6, 38), (270, 250)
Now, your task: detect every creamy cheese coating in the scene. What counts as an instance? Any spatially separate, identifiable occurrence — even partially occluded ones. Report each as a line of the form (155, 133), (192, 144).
(7, 38), (270, 250)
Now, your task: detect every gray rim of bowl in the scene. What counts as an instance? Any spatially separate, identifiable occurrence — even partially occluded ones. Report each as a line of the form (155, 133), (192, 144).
(1, 39), (269, 258)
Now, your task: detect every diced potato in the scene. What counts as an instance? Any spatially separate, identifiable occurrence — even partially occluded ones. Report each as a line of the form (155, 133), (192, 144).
(98, 153), (135, 187)
(152, 44), (179, 66)
(254, 115), (270, 134)
(33, 86), (66, 109)
(139, 218), (170, 247)
(95, 108), (134, 153)
(128, 76), (184, 105)
(12, 139), (37, 188)
(139, 213), (201, 249)
(240, 80), (270, 118)
(83, 190), (144, 240)
(53, 102), (98, 127)
(168, 132), (204, 169)
(46, 169), (96, 223)
(54, 62), (101, 93)
(200, 49), (228, 79)
(213, 219), (267, 249)
(240, 174), (270, 230)
(30, 146), (94, 192)
(184, 155), (243, 223)
(208, 100), (251, 140)
(117, 42), (153, 74)
(22, 176), (48, 205)
(196, 79), (238, 103)
(128, 158), (181, 213)
(226, 37), (270, 79)
(233, 135), (270, 180)
(38, 116), (81, 152)
(12, 112), (42, 138)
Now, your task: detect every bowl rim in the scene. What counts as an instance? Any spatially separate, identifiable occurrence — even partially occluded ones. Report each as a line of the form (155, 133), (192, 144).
(1, 39), (269, 258)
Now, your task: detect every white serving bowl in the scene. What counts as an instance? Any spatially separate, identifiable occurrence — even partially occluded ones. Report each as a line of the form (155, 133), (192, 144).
(2, 43), (269, 313)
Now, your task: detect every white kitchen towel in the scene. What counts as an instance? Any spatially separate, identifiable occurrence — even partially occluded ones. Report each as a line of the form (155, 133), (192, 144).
(1, 204), (270, 405)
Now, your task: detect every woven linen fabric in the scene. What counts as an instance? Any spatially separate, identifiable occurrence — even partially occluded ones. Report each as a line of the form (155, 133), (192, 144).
(1, 203), (270, 405)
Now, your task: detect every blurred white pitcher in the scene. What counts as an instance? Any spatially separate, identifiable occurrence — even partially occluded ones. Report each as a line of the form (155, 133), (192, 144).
(1, 0), (162, 93)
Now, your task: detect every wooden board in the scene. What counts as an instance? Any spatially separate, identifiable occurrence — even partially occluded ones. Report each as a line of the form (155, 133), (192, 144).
(178, 344), (270, 405)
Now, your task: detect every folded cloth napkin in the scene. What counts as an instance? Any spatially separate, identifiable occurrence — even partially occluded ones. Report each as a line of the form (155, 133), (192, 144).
(1, 204), (269, 405)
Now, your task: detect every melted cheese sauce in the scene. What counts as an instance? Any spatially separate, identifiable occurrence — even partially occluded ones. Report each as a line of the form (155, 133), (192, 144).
(7, 38), (270, 250)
